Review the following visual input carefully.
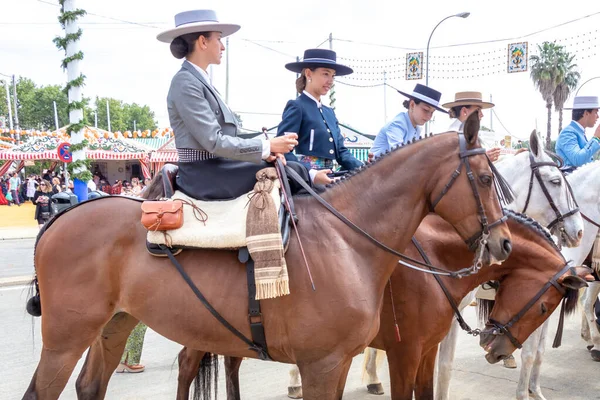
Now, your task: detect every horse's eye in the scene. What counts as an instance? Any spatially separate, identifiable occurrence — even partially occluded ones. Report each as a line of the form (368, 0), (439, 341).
(541, 303), (548, 314)
(550, 178), (561, 186)
(479, 175), (492, 186)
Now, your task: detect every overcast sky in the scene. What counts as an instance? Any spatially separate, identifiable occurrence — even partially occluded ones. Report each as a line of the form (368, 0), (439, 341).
(1, 0), (599, 140)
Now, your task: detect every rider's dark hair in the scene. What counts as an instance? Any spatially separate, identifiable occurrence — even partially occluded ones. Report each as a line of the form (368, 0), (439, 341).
(449, 105), (471, 119)
(572, 108), (594, 122)
(402, 98), (422, 110)
(296, 68), (316, 94)
(170, 32), (212, 59)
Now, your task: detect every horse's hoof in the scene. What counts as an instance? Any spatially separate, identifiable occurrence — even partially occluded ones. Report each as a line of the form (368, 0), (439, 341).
(591, 349), (600, 362)
(367, 383), (385, 395)
(287, 386), (303, 399)
(587, 345), (594, 351)
(502, 355), (517, 369)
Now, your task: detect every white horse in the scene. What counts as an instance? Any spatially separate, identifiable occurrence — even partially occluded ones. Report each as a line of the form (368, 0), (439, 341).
(515, 160), (600, 400)
(289, 130), (585, 399)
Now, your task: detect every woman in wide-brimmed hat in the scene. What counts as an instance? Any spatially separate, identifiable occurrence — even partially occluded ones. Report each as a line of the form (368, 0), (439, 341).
(442, 91), (501, 162)
(157, 9), (299, 199)
(277, 49), (363, 184)
(370, 84), (447, 157)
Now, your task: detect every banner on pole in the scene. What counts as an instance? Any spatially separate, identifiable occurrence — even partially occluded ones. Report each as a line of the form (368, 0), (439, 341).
(406, 52), (423, 80)
(508, 42), (528, 73)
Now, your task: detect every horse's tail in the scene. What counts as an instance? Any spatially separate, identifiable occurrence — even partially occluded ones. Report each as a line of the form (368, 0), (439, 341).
(141, 173), (165, 200)
(192, 353), (219, 400)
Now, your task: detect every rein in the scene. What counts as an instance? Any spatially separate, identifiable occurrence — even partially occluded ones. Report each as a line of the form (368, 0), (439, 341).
(522, 151), (579, 233)
(581, 212), (600, 229)
(284, 133), (506, 278)
(412, 233), (573, 349)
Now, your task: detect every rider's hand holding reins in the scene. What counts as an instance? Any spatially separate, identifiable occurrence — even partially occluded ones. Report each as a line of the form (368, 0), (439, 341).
(269, 133), (298, 153)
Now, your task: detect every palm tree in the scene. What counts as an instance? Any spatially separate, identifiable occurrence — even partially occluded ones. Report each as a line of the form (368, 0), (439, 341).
(530, 42), (564, 149)
(553, 51), (580, 135)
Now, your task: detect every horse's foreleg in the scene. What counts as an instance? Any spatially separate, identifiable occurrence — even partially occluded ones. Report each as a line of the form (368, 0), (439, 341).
(516, 326), (542, 400)
(434, 319), (460, 400)
(176, 347), (205, 400)
(528, 321), (549, 400)
(75, 313), (140, 400)
(297, 354), (353, 400)
(363, 347), (384, 395)
(224, 356), (243, 400)
(582, 282), (600, 359)
(415, 346), (438, 400)
(288, 365), (303, 399)
(388, 346), (421, 400)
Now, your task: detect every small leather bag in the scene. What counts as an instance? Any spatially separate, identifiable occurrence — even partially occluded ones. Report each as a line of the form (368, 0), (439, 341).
(141, 200), (184, 231)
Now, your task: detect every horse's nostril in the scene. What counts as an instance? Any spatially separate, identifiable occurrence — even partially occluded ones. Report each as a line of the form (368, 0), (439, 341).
(577, 230), (583, 240)
(502, 239), (512, 255)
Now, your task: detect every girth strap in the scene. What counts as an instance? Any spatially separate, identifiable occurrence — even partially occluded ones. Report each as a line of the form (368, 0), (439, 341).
(159, 245), (272, 361)
(239, 247), (271, 359)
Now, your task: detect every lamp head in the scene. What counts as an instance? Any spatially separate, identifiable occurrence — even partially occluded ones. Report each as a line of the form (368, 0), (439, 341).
(456, 12), (470, 18)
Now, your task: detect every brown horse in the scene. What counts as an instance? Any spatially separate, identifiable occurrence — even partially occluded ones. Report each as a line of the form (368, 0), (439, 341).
(175, 212), (589, 400)
(22, 119), (512, 400)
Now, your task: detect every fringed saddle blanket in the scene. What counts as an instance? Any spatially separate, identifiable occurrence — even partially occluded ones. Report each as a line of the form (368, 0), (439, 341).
(147, 167), (289, 299)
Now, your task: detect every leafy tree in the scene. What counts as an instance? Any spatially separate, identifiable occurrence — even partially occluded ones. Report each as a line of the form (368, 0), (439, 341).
(553, 51), (580, 135)
(0, 80), (8, 126)
(91, 97), (157, 132)
(530, 42), (565, 149)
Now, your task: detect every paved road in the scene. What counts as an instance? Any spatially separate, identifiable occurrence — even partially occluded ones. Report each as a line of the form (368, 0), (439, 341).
(1, 284), (598, 399)
(0, 238), (35, 279)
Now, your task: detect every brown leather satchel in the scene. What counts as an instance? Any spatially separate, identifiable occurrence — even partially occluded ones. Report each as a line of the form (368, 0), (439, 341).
(141, 200), (184, 231)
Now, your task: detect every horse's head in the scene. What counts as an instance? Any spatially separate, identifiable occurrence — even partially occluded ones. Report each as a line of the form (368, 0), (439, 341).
(477, 216), (591, 363)
(498, 129), (583, 247)
(430, 112), (512, 266)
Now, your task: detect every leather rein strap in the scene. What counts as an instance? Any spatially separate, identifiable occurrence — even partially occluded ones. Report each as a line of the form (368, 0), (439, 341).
(411, 237), (481, 336)
(486, 263), (572, 349)
(284, 133), (504, 278)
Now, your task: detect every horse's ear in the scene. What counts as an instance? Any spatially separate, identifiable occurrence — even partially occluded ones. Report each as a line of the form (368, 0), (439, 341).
(463, 111), (480, 146)
(559, 266), (592, 290)
(530, 129), (542, 158)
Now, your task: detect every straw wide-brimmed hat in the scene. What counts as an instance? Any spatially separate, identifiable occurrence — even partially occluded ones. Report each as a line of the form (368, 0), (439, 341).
(397, 84), (448, 113)
(285, 49), (353, 76)
(563, 96), (600, 110)
(442, 91), (495, 110)
(157, 10), (240, 43)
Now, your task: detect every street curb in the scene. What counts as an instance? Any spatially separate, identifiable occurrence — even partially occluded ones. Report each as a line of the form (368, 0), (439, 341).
(0, 236), (37, 240)
(0, 275), (34, 287)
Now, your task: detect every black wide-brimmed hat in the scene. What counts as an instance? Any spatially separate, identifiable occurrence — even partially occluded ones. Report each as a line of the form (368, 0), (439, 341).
(398, 84), (448, 113)
(285, 49), (353, 76)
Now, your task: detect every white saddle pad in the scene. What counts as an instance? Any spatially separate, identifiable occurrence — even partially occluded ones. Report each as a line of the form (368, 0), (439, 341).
(147, 184), (281, 249)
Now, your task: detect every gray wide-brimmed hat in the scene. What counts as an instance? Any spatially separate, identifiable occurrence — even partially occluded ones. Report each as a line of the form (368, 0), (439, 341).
(157, 10), (240, 43)
(563, 96), (600, 110)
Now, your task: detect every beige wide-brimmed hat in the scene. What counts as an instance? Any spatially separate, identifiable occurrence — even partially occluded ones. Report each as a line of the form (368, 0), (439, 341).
(157, 10), (240, 43)
(442, 91), (495, 109)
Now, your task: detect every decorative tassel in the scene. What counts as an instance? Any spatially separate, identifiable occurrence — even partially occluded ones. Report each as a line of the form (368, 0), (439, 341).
(395, 324), (402, 342)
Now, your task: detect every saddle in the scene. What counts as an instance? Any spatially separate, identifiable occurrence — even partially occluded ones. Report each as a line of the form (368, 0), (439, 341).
(142, 163), (299, 361)
(145, 164), (293, 254)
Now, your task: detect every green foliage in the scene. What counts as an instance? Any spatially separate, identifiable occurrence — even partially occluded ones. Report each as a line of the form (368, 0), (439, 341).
(92, 97), (157, 132)
(61, 51), (84, 70)
(58, 9), (87, 27)
(69, 139), (89, 152)
(10, 77), (69, 130)
(53, 29), (83, 50)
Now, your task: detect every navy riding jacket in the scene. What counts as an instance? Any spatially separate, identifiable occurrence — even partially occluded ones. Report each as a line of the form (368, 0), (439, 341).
(276, 92), (362, 171)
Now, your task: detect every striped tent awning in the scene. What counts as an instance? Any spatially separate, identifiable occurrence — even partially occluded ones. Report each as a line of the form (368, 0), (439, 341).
(150, 151), (178, 163)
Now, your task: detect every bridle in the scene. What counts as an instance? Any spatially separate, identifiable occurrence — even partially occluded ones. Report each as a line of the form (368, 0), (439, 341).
(412, 235), (573, 349)
(282, 132), (508, 278)
(484, 263), (574, 349)
(430, 133), (508, 255)
(521, 151), (579, 235)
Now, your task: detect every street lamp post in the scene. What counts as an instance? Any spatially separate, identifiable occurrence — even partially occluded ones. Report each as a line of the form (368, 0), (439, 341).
(425, 12), (470, 87)
(575, 76), (600, 96)
(425, 12), (469, 134)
